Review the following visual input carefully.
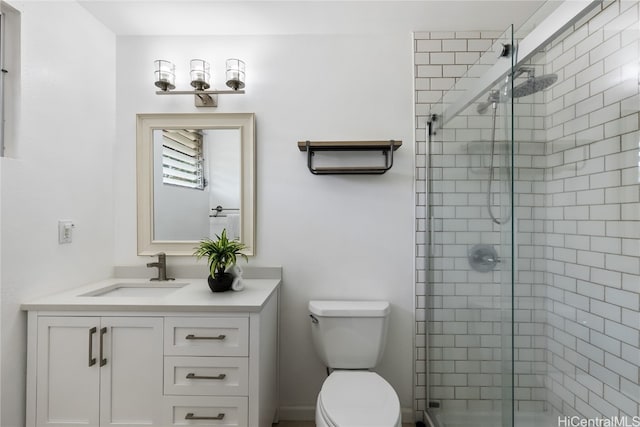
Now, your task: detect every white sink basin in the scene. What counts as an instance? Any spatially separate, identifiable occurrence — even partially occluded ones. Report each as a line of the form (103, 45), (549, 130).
(82, 282), (188, 298)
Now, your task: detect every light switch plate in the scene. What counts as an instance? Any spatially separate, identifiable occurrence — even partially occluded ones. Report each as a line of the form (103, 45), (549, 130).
(58, 221), (74, 244)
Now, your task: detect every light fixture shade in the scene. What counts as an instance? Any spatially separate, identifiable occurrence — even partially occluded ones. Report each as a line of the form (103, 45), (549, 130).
(225, 58), (245, 90)
(190, 59), (211, 90)
(154, 60), (176, 91)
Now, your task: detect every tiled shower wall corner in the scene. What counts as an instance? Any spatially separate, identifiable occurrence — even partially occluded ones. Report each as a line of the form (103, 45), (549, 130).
(414, 0), (639, 420)
(541, 0), (639, 418)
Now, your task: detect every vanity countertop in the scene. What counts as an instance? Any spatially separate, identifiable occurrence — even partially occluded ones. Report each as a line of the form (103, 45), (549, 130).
(21, 277), (280, 313)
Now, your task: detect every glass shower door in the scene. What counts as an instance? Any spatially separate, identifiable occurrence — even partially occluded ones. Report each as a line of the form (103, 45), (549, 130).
(426, 26), (516, 427)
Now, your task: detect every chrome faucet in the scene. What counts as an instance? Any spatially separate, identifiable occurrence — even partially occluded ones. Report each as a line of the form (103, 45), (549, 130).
(147, 252), (174, 281)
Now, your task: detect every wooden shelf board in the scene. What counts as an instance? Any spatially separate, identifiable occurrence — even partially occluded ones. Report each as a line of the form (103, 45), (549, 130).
(297, 140), (402, 152)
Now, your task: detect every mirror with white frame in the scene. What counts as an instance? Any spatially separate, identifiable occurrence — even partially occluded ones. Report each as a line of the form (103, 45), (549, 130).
(136, 113), (255, 256)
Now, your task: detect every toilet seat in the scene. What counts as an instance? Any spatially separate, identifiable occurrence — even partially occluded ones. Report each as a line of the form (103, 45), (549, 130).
(317, 371), (401, 427)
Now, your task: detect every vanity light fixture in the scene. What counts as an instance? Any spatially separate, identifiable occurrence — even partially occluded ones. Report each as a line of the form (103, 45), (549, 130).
(225, 58), (245, 90)
(154, 58), (246, 107)
(189, 59), (210, 90)
(154, 60), (176, 91)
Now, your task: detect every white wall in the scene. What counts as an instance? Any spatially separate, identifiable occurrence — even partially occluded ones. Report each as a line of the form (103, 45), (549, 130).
(0, 2), (115, 426)
(115, 34), (416, 417)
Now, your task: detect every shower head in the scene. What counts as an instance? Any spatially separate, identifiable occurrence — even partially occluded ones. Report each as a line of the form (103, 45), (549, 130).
(509, 73), (558, 98)
(475, 69), (558, 114)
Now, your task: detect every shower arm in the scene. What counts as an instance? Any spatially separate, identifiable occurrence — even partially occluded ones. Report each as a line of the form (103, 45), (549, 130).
(513, 66), (534, 80)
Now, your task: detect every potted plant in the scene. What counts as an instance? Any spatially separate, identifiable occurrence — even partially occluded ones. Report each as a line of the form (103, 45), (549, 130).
(194, 229), (248, 292)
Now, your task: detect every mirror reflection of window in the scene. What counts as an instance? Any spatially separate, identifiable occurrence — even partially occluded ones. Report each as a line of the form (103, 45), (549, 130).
(152, 129), (241, 242)
(161, 129), (205, 189)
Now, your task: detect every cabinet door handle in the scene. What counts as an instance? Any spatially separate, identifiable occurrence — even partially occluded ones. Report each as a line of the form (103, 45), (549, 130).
(88, 327), (97, 367)
(185, 412), (225, 420)
(185, 334), (226, 340)
(99, 327), (107, 367)
(186, 373), (226, 380)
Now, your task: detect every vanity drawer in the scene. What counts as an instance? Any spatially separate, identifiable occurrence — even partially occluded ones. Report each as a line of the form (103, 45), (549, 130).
(163, 396), (248, 426)
(164, 317), (249, 357)
(164, 356), (248, 396)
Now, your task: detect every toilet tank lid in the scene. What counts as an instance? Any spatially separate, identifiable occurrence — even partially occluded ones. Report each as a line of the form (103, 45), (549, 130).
(309, 300), (390, 317)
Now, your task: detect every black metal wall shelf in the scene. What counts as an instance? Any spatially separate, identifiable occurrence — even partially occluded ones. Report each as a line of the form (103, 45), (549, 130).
(297, 140), (402, 175)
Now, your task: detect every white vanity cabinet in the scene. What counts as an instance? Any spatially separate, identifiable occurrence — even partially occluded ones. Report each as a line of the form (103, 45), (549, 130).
(23, 277), (280, 427)
(31, 316), (163, 426)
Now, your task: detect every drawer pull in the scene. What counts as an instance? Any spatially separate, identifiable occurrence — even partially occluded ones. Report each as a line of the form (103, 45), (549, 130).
(185, 334), (226, 340)
(99, 327), (107, 367)
(185, 412), (225, 420)
(186, 372), (227, 380)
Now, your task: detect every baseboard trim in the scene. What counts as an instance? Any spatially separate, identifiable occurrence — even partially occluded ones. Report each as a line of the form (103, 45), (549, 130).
(278, 406), (316, 421)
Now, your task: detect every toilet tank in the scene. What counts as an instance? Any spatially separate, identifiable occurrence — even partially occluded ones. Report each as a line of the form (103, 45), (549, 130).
(308, 300), (390, 369)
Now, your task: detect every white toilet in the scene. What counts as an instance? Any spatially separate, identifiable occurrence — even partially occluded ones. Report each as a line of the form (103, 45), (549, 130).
(308, 300), (401, 427)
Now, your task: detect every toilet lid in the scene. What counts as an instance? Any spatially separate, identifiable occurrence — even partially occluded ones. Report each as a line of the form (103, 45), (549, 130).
(319, 371), (400, 427)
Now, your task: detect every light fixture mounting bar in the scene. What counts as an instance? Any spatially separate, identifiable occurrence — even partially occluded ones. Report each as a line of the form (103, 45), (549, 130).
(155, 90), (245, 107)
(155, 90), (245, 95)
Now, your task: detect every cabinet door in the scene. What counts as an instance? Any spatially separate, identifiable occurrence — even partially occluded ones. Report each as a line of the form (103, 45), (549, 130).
(99, 317), (163, 427)
(36, 317), (100, 427)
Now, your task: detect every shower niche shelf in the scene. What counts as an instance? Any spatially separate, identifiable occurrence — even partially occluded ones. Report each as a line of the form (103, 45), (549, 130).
(297, 140), (402, 175)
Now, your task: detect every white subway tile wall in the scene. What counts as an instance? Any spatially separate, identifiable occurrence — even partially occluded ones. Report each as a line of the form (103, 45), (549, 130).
(414, 0), (639, 420)
(542, 0), (639, 419)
